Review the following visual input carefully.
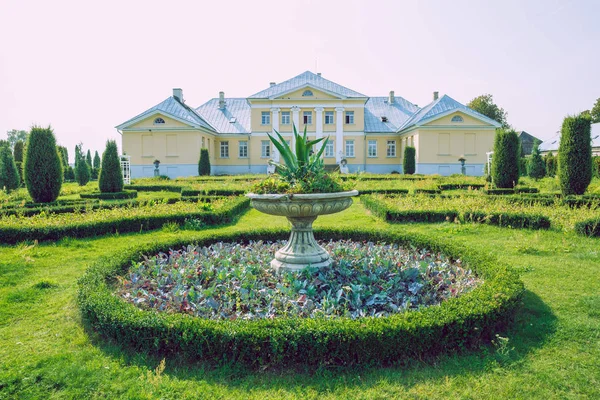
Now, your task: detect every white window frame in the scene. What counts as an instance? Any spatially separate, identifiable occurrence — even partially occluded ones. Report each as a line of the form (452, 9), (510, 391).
(345, 140), (355, 158)
(451, 115), (464, 123)
(153, 117), (165, 125)
(303, 111), (312, 125)
(368, 140), (377, 157)
(261, 111), (270, 125)
(281, 111), (290, 125)
(261, 140), (271, 158)
(220, 141), (229, 158)
(238, 140), (248, 158)
(324, 111), (334, 125)
(324, 141), (334, 158)
(345, 111), (354, 124)
(386, 140), (397, 157)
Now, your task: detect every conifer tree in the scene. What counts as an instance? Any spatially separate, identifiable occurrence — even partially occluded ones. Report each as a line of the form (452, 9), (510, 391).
(492, 129), (520, 188)
(527, 140), (546, 179)
(403, 146), (416, 175)
(198, 148), (210, 176)
(99, 140), (123, 192)
(0, 144), (20, 192)
(558, 114), (592, 195)
(93, 150), (101, 169)
(24, 126), (63, 202)
(86, 149), (92, 168)
(75, 146), (91, 186)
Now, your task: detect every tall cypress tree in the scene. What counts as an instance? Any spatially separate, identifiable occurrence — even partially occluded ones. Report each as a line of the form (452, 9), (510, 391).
(24, 126), (63, 203)
(75, 145), (91, 186)
(492, 129), (520, 188)
(13, 141), (24, 162)
(86, 149), (92, 168)
(198, 148), (210, 176)
(99, 140), (123, 193)
(558, 114), (592, 195)
(0, 145), (20, 192)
(93, 150), (101, 169)
(403, 146), (416, 175)
(527, 140), (546, 179)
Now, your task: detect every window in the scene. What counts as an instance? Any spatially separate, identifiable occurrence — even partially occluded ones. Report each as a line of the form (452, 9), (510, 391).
(261, 111), (270, 125)
(281, 111), (290, 125)
(325, 141), (334, 158)
(303, 111), (312, 125)
(345, 111), (354, 124)
(153, 117), (165, 124)
(302, 90), (313, 96)
(220, 141), (229, 158)
(451, 115), (464, 122)
(261, 140), (271, 158)
(381, 116), (388, 122)
(345, 140), (355, 157)
(324, 111), (334, 125)
(387, 140), (396, 157)
(368, 140), (377, 157)
(238, 141), (248, 158)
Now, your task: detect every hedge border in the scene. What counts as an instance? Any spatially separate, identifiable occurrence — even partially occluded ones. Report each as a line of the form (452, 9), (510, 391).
(575, 218), (600, 237)
(181, 189), (246, 196)
(80, 190), (138, 200)
(0, 197), (250, 244)
(126, 184), (184, 193)
(438, 183), (485, 191)
(361, 195), (551, 230)
(78, 227), (523, 367)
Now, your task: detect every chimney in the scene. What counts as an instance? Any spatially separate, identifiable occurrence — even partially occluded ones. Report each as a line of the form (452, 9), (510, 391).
(173, 88), (183, 102)
(433, 91), (439, 101)
(389, 90), (395, 104)
(269, 82), (276, 87)
(218, 91), (225, 109)
(317, 72), (321, 77)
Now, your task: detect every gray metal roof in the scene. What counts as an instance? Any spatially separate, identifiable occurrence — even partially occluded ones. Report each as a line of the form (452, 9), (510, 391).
(398, 95), (501, 131)
(116, 96), (214, 131)
(248, 71), (367, 99)
(540, 122), (600, 152)
(364, 96), (419, 133)
(195, 98), (251, 134)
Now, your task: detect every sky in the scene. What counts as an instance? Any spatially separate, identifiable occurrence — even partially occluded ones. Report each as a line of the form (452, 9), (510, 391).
(1, 0), (598, 162)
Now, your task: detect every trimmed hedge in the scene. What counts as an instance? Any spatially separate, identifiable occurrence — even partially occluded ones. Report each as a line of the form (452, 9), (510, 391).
(80, 190), (138, 200)
(78, 227), (523, 367)
(438, 183), (485, 191)
(484, 189), (516, 195)
(126, 184), (184, 193)
(362, 195), (550, 230)
(575, 219), (600, 237)
(492, 129), (520, 188)
(181, 189), (246, 196)
(0, 197), (249, 244)
(414, 189), (441, 195)
(558, 114), (592, 195)
(181, 195), (226, 203)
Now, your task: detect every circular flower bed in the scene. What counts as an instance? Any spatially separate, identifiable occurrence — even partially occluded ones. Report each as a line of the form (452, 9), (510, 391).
(78, 228), (524, 367)
(118, 240), (480, 320)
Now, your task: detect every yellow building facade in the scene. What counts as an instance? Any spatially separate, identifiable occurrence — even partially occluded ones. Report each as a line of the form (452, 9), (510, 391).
(116, 71), (500, 177)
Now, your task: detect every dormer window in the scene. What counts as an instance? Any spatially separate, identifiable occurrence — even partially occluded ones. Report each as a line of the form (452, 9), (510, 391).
(381, 116), (388, 123)
(154, 117), (165, 124)
(451, 115), (464, 123)
(302, 90), (314, 97)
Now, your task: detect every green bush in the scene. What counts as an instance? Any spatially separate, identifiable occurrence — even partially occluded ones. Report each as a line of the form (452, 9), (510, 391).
(198, 148), (210, 176)
(592, 156), (600, 178)
(0, 145), (21, 192)
(438, 183), (485, 190)
(13, 140), (24, 162)
(127, 184), (184, 193)
(403, 146), (416, 175)
(492, 129), (520, 188)
(80, 190), (137, 200)
(64, 166), (75, 182)
(75, 159), (91, 186)
(414, 189), (441, 195)
(77, 227), (523, 367)
(24, 126), (63, 203)
(181, 188), (245, 196)
(93, 151), (101, 169)
(99, 140), (124, 193)
(86, 149), (93, 168)
(558, 115), (592, 195)
(485, 188), (515, 195)
(575, 218), (600, 237)
(527, 141), (546, 179)
(545, 152), (557, 177)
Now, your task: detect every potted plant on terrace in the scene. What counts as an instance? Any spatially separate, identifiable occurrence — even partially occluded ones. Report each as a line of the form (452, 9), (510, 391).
(247, 124), (358, 272)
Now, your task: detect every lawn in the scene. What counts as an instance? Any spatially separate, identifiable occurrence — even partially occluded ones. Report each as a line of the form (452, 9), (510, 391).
(0, 178), (599, 399)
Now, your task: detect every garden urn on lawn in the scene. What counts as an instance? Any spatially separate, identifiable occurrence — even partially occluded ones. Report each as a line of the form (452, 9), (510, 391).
(247, 125), (358, 272)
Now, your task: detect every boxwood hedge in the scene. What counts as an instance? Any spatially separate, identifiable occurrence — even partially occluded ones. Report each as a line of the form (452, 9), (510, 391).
(575, 218), (600, 237)
(80, 190), (138, 200)
(78, 227), (523, 367)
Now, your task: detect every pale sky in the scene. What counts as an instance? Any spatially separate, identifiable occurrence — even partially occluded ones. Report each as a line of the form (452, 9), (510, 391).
(1, 0), (598, 163)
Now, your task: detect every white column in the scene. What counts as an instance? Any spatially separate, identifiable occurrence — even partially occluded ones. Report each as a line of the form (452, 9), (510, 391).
(335, 107), (345, 163)
(314, 107), (324, 153)
(271, 107), (280, 162)
(291, 106), (300, 150)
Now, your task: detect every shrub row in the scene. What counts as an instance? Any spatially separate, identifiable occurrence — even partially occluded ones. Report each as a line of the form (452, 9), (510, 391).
(180, 195), (226, 203)
(80, 190), (138, 200)
(357, 188), (409, 195)
(181, 189), (246, 196)
(505, 194), (600, 209)
(414, 189), (441, 195)
(437, 183), (485, 191)
(574, 219), (600, 237)
(0, 197), (249, 244)
(78, 227), (523, 367)
(362, 195), (550, 230)
(484, 187), (538, 195)
(126, 184), (184, 193)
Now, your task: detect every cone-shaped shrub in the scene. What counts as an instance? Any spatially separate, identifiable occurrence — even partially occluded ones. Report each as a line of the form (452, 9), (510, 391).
(93, 150), (101, 169)
(13, 141), (24, 162)
(558, 115), (592, 195)
(24, 126), (63, 203)
(75, 158), (91, 186)
(403, 146), (416, 175)
(492, 129), (519, 188)
(0, 145), (21, 192)
(99, 140), (123, 193)
(198, 148), (210, 176)
(545, 152), (557, 177)
(527, 140), (546, 179)
(86, 149), (92, 168)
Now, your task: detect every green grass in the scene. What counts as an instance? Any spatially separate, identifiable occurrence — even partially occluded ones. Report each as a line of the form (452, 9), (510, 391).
(1, 197), (599, 398)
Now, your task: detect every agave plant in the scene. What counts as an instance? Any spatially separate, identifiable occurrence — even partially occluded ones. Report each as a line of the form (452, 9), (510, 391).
(267, 124), (328, 185)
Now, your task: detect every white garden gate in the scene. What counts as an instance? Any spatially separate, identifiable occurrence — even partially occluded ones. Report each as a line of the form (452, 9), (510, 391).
(120, 155), (131, 184)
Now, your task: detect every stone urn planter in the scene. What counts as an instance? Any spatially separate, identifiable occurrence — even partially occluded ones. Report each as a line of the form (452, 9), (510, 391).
(247, 190), (359, 272)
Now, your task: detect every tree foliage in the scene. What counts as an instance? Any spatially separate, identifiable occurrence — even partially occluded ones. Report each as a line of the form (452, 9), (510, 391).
(14, 141), (24, 162)
(99, 140), (123, 193)
(57, 146), (68, 168)
(75, 147), (91, 186)
(527, 140), (546, 179)
(492, 129), (520, 188)
(403, 146), (416, 175)
(591, 98), (600, 123)
(545, 152), (557, 177)
(0, 144), (20, 192)
(198, 148), (211, 176)
(93, 150), (101, 169)
(6, 129), (29, 148)
(86, 149), (92, 168)
(558, 114), (592, 195)
(467, 94), (510, 128)
(24, 126), (63, 203)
